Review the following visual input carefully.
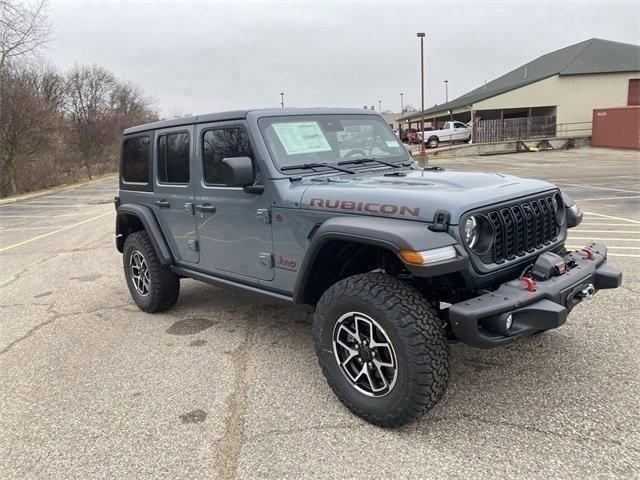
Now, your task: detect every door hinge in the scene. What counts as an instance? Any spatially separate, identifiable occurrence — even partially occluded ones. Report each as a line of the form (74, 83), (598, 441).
(184, 202), (194, 215)
(187, 239), (199, 251)
(256, 208), (271, 224)
(258, 253), (274, 268)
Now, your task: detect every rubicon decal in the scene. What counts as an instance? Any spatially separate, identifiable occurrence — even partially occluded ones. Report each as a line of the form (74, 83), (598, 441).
(309, 198), (420, 217)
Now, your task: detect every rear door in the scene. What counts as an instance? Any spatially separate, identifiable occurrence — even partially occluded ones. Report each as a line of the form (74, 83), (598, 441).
(152, 125), (199, 264)
(194, 121), (274, 281)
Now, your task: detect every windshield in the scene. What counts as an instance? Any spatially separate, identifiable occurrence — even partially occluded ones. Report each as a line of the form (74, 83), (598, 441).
(258, 114), (409, 171)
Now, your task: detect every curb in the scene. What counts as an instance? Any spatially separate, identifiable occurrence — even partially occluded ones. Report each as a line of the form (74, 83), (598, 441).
(0, 174), (118, 205)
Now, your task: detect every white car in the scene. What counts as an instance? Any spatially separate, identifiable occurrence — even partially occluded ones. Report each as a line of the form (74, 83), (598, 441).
(417, 121), (471, 148)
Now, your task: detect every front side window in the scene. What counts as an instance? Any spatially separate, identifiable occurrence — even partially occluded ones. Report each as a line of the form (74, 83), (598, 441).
(202, 127), (253, 185)
(157, 132), (190, 184)
(258, 114), (408, 170)
(122, 135), (150, 183)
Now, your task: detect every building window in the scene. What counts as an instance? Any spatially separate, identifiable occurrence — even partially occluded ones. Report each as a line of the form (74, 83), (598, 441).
(202, 127), (253, 185)
(628, 79), (640, 106)
(122, 135), (150, 183)
(157, 132), (190, 184)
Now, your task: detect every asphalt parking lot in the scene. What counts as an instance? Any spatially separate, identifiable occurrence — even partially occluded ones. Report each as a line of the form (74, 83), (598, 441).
(1, 147), (638, 479)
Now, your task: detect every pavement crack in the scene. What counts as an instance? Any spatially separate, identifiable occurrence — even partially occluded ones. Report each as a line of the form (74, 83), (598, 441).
(0, 304), (131, 355)
(245, 423), (364, 442)
(212, 313), (257, 480)
(437, 412), (630, 450)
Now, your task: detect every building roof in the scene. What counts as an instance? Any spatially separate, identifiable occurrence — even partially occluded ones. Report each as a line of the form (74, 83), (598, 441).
(399, 38), (640, 121)
(123, 107), (378, 135)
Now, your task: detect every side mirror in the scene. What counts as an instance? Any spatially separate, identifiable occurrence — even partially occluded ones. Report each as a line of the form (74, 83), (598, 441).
(222, 157), (254, 187)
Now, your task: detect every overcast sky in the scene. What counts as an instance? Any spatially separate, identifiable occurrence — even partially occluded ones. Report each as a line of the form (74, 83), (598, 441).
(47, 0), (640, 117)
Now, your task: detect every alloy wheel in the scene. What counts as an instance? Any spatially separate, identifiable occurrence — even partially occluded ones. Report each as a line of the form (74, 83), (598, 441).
(130, 250), (150, 296)
(332, 312), (398, 397)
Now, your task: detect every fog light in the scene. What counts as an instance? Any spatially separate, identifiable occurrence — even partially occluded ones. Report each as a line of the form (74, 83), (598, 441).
(505, 314), (513, 330)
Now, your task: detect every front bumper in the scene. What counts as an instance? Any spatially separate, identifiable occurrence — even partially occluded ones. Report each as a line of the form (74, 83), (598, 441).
(449, 243), (622, 348)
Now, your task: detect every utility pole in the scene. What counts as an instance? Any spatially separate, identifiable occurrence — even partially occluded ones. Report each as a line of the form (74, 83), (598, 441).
(280, 92), (285, 108)
(417, 32), (426, 159)
(445, 80), (452, 121)
(400, 92), (404, 113)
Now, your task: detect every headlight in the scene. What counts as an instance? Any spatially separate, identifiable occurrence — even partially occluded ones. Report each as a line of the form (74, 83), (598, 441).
(464, 216), (479, 249)
(462, 215), (493, 255)
(552, 192), (566, 225)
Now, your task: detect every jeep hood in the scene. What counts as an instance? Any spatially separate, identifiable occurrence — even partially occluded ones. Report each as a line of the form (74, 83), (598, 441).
(296, 169), (557, 224)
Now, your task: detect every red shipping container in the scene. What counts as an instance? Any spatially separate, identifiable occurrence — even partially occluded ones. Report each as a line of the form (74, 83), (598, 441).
(591, 106), (640, 149)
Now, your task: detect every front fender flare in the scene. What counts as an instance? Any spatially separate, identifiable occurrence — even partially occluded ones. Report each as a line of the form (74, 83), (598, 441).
(116, 204), (173, 265)
(292, 216), (467, 304)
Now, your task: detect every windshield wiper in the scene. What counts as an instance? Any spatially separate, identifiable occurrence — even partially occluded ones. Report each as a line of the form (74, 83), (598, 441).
(281, 162), (355, 174)
(337, 157), (406, 168)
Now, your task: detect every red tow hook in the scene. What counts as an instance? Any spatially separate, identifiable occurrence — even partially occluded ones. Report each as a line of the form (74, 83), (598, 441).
(522, 276), (537, 292)
(581, 248), (596, 260)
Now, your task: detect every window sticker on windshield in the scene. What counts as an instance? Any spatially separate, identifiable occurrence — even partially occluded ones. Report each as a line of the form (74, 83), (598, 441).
(272, 122), (332, 155)
(385, 140), (400, 148)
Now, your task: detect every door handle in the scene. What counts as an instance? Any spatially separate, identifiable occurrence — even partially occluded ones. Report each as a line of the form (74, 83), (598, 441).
(195, 203), (216, 213)
(155, 199), (170, 208)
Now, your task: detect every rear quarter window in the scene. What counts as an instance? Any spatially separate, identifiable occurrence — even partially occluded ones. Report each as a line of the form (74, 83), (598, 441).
(121, 135), (151, 186)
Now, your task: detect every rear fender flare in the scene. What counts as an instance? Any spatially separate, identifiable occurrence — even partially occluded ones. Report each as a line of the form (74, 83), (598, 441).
(116, 204), (173, 265)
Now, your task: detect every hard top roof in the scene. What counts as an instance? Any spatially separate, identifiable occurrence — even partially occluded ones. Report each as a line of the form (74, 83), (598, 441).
(122, 107), (378, 135)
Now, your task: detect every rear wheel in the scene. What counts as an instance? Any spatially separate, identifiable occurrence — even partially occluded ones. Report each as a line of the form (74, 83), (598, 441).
(123, 231), (180, 313)
(312, 273), (449, 427)
(427, 137), (439, 148)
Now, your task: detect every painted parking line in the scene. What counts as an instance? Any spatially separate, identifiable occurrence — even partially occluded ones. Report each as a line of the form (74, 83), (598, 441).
(549, 175), (637, 181)
(566, 245), (640, 250)
(571, 230), (640, 234)
(554, 182), (640, 194)
(583, 211), (640, 224)
(567, 237), (640, 242)
(0, 212), (104, 218)
(0, 226), (68, 232)
(0, 212), (114, 253)
(578, 195), (640, 202)
(578, 223), (640, 226)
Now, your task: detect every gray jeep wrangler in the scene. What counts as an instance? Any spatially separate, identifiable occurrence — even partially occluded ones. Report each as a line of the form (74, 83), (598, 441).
(115, 108), (622, 427)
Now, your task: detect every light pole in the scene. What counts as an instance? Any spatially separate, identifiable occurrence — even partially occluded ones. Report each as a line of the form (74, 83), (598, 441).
(445, 80), (452, 121)
(280, 92), (285, 108)
(378, 100), (382, 113)
(417, 32), (426, 159)
(400, 92), (404, 113)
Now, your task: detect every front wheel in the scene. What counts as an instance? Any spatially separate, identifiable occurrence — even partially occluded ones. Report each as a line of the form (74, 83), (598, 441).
(312, 273), (449, 427)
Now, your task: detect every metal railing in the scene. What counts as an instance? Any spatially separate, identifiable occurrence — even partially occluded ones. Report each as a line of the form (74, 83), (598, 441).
(474, 116), (593, 143)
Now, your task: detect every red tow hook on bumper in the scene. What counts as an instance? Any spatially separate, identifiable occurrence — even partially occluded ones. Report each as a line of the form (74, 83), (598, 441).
(521, 276), (537, 292)
(581, 248), (596, 260)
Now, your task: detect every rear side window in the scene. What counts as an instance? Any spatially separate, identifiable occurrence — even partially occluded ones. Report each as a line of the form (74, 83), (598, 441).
(202, 128), (253, 185)
(122, 135), (151, 183)
(157, 132), (190, 184)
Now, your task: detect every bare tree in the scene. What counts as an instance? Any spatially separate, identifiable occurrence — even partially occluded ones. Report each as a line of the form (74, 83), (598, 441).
(0, 0), (51, 72)
(64, 64), (118, 178)
(0, 67), (53, 195)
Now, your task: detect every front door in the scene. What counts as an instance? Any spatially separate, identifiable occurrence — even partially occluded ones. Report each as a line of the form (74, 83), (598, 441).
(194, 122), (274, 281)
(153, 125), (199, 264)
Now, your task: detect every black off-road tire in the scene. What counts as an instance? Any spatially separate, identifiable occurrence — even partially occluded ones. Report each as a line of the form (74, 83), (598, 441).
(123, 231), (180, 313)
(312, 273), (450, 428)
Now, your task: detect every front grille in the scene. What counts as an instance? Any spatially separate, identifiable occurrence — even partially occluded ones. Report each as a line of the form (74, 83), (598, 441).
(481, 194), (559, 264)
